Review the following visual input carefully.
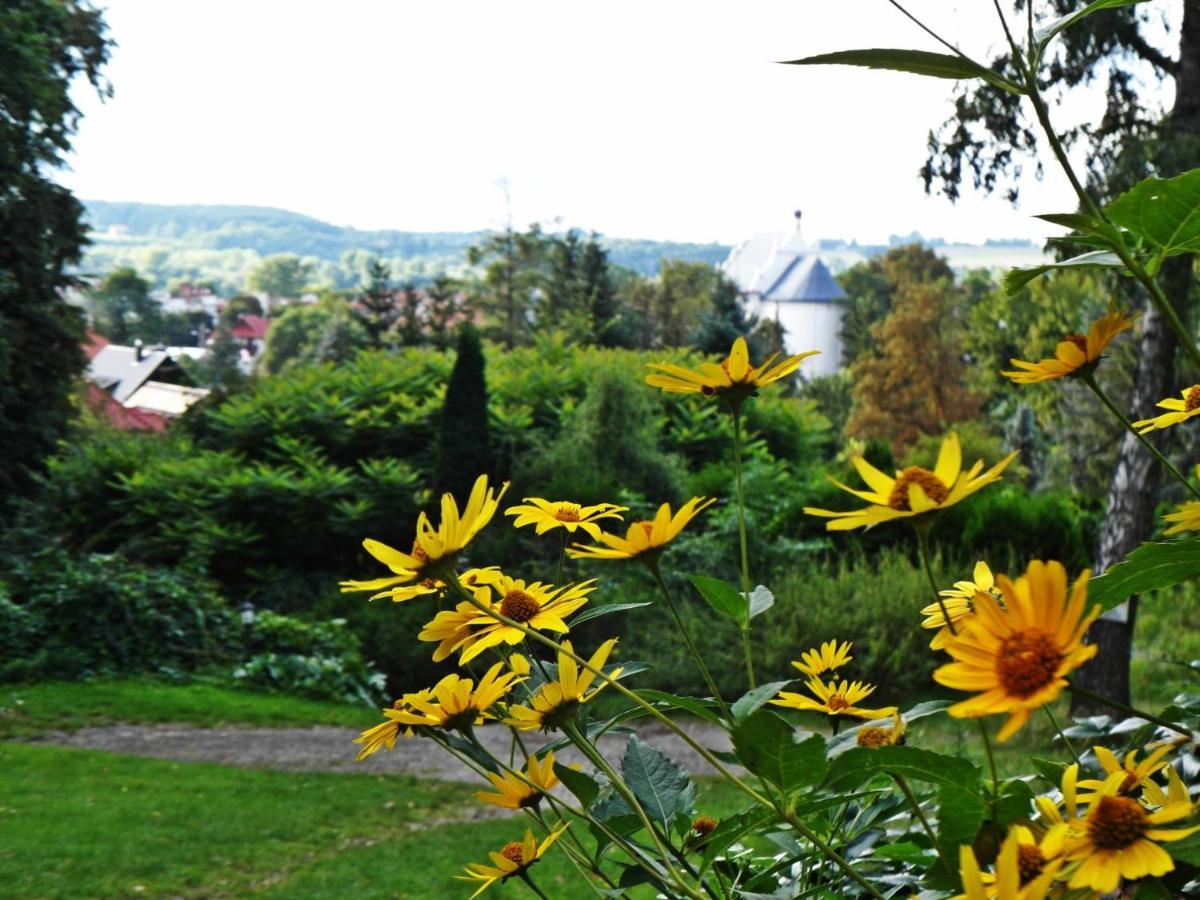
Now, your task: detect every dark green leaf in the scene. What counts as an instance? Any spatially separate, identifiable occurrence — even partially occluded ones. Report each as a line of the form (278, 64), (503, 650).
(873, 841), (937, 865)
(995, 778), (1035, 827)
(636, 689), (724, 725)
(937, 783), (987, 873)
(748, 585), (774, 619)
(781, 48), (1021, 94)
(1087, 538), (1200, 610)
(621, 735), (691, 828)
(1030, 756), (1068, 787)
(689, 575), (747, 625)
(731, 681), (790, 722)
(825, 745), (981, 791)
(570, 601), (652, 625)
(731, 711), (828, 793)
(1133, 877), (1174, 899)
(1034, 0), (1149, 59)
(698, 806), (778, 870)
(1107, 168), (1200, 260)
(554, 762), (600, 806)
(1003, 250), (1124, 296)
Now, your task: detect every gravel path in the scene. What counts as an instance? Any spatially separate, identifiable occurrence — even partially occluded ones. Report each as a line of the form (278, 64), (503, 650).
(28, 719), (736, 781)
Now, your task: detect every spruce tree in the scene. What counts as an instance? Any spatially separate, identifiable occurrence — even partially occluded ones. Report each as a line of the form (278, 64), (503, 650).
(435, 325), (492, 502)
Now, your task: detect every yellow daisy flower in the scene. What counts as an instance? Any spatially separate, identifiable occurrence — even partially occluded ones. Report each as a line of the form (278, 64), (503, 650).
(1063, 770), (1200, 894)
(418, 597), (487, 662)
(1133, 385), (1200, 434)
(645, 336), (819, 403)
(956, 826), (1062, 900)
(1164, 473), (1200, 535)
(804, 433), (1018, 532)
(934, 560), (1100, 742)
(456, 824), (569, 898)
(507, 639), (621, 732)
(352, 689), (432, 761)
(921, 561), (997, 649)
(340, 566), (501, 603)
(1002, 309), (1135, 383)
(566, 497), (715, 561)
(451, 576), (597, 664)
(1077, 744), (1173, 803)
(855, 711), (907, 749)
(343, 475), (509, 586)
(473, 752), (562, 810)
(504, 498), (627, 541)
(770, 677), (897, 720)
(791, 639), (853, 678)
(389, 662), (522, 732)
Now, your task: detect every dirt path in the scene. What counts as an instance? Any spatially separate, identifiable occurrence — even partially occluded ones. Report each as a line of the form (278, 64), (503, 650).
(27, 719), (736, 781)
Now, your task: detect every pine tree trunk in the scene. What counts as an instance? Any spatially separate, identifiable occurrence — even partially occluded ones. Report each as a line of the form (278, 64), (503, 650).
(1071, 1), (1200, 714)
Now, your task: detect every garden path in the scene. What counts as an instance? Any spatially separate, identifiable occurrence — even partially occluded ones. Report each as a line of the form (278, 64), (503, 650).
(29, 719), (736, 781)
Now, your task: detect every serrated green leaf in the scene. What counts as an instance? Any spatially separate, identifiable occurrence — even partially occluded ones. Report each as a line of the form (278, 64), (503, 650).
(1107, 168), (1200, 259)
(1087, 538), (1200, 610)
(689, 575), (747, 625)
(1030, 756), (1068, 787)
(570, 601), (652, 625)
(731, 681), (790, 722)
(825, 745), (981, 791)
(1003, 250), (1124, 296)
(748, 585), (774, 619)
(731, 711), (828, 794)
(621, 736), (691, 828)
(781, 48), (1021, 94)
(554, 762), (600, 806)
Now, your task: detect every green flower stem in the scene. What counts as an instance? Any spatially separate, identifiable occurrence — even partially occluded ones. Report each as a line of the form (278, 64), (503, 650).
(556, 530), (567, 586)
(1042, 704), (1082, 767)
(977, 719), (999, 808)
(443, 572), (885, 899)
(914, 523), (957, 638)
(890, 773), (954, 881)
(1080, 374), (1200, 500)
(1066, 681), (1193, 738)
(562, 721), (704, 900)
(731, 407), (757, 689)
(649, 562), (733, 722)
(518, 871), (553, 900)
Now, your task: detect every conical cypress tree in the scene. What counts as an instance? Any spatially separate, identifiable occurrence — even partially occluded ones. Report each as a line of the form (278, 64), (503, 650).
(435, 324), (493, 502)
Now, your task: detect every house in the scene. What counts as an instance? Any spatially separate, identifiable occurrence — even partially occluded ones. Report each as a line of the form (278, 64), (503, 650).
(721, 211), (848, 378)
(84, 334), (210, 429)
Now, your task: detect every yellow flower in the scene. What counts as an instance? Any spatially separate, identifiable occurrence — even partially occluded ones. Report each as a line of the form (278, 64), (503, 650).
(450, 576), (596, 664)
(770, 677), (897, 720)
(566, 497), (715, 561)
(504, 498), (627, 541)
(1077, 744), (1173, 804)
(921, 561), (997, 649)
(1133, 385), (1200, 434)
(1002, 309), (1135, 383)
(645, 336), (819, 403)
(341, 475), (508, 588)
(956, 826), (1062, 900)
(456, 825), (569, 898)
(507, 639), (621, 731)
(352, 689), (432, 761)
(418, 597), (486, 662)
(473, 752), (562, 810)
(389, 662), (522, 732)
(804, 433), (1018, 531)
(340, 566), (501, 603)
(791, 639), (853, 678)
(934, 560), (1100, 742)
(856, 711), (907, 748)
(1164, 473), (1200, 535)
(1062, 770), (1200, 894)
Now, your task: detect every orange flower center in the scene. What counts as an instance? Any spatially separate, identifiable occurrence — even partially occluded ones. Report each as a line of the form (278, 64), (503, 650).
(1065, 333), (1089, 354)
(500, 841), (525, 865)
(996, 628), (1062, 698)
(1016, 843), (1045, 885)
(421, 578), (439, 589)
(1119, 770), (1141, 794)
(554, 504), (581, 522)
(887, 467), (950, 511)
(856, 726), (890, 748)
(828, 695), (850, 712)
(500, 589), (540, 623)
(636, 521), (654, 539)
(411, 543), (429, 563)
(1088, 795), (1148, 850)
(1186, 385), (1200, 412)
(691, 816), (718, 837)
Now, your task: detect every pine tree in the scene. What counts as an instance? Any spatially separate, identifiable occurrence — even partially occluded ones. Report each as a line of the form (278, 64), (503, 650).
(425, 275), (462, 349)
(435, 325), (493, 501)
(578, 235), (620, 346)
(357, 258), (397, 348)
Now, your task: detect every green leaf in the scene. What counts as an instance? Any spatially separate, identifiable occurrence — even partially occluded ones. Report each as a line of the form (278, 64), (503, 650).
(731, 681), (790, 722)
(1133, 876), (1174, 899)
(825, 699), (951, 756)
(825, 745), (981, 791)
(1034, 0), (1149, 60)
(554, 762), (600, 806)
(621, 736), (691, 828)
(873, 841), (938, 865)
(570, 601), (652, 625)
(780, 48), (1021, 94)
(1030, 756), (1068, 787)
(731, 711), (828, 794)
(937, 783), (987, 867)
(748, 585), (774, 619)
(1003, 250), (1124, 296)
(1107, 168), (1200, 260)
(1034, 211), (1120, 239)
(995, 778), (1035, 828)
(689, 575), (747, 625)
(698, 806), (779, 871)
(1087, 538), (1200, 610)
(636, 689), (724, 725)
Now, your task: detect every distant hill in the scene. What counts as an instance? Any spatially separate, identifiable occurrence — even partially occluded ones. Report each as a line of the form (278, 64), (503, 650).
(80, 201), (732, 292)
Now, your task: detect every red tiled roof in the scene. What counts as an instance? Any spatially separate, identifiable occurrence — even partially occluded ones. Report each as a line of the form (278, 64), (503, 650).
(84, 383), (167, 432)
(230, 315), (270, 340)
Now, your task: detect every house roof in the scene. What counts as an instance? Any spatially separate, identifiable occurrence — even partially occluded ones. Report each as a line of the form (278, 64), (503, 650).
(722, 215), (846, 304)
(230, 314), (270, 340)
(123, 381), (210, 416)
(86, 344), (207, 404)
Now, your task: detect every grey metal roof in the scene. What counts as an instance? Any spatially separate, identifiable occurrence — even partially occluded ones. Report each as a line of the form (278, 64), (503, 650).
(763, 255), (847, 304)
(87, 346), (171, 403)
(722, 217), (846, 304)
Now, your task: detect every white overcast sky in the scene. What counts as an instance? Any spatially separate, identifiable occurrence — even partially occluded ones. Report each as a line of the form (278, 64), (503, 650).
(61, 0), (1171, 245)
